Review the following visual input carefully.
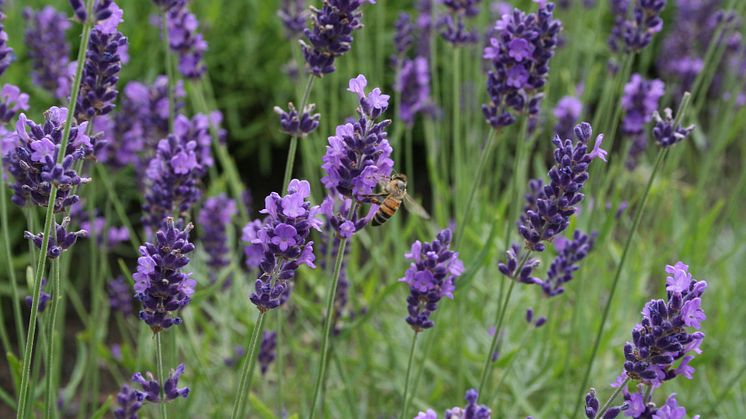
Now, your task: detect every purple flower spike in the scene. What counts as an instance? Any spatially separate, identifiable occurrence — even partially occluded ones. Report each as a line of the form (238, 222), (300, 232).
(584, 388), (599, 418)
(532, 230), (595, 297)
(278, 0), (308, 38)
(618, 389), (698, 419)
(131, 363), (190, 403)
(166, 2), (207, 79)
(622, 261), (707, 386)
(23, 6), (71, 98)
(274, 102), (320, 137)
(401, 229), (463, 331)
(653, 108), (693, 148)
(198, 195), (237, 282)
(443, 388), (491, 418)
(609, 0), (667, 54)
(553, 95), (582, 141)
(439, 0), (480, 45)
(396, 57), (435, 125)
(621, 74), (664, 170)
(258, 331), (277, 375)
(133, 218), (196, 332)
(301, 0), (370, 76)
(114, 384), (144, 419)
(25, 218), (88, 260)
(393, 13), (414, 60)
(0, 84), (30, 125)
(151, 0), (185, 12)
(249, 179), (321, 312)
(482, 3), (562, 128)
(24, 278), (51, 312)
(0, 11), (13, 77)
(108, 275), (134, 317)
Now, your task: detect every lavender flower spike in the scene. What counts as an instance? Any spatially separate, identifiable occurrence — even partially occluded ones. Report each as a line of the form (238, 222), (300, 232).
(396, 57), (434, 125)
(23, 6), (71, 98)
(167, 2), (208, 79)
(25, 217), (88, 259)
(113, 384), (144, 419)
(653, 108), (694, 148)
(249, 179), (322, 312)
(198, 195), (237, 282)
(108, 275), (134, 317)
(24, 279), (51, 312)
(621, 74), (664, 170)
(0, 10), (13, 77)
(132, 363), (190, 402)
(278, 0), (307, 38)
(445, 388), (491, 418)
(401, 229), (464, 331)
(534, 230), (595, 297)
(274, 102), (320, 137)
(258, 331), (277, 375)
(0, 84), (30, 124)
(133, 218), (196, 332)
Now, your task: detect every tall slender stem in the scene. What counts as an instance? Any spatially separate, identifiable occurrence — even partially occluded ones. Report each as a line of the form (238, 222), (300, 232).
(308, 204), (357, 419)
(451, 47), (462, 214)
(0, 165), (24, 353)
(399, 332), (419, 419)
(504, 118), (530, 250)
(282, 76), (316, 192)
(16, 2), (95, 415)
(161, 12), (176, 132)
(155, 332), (168, 419)
(573, 148), (669, 416)
(230, 312), (266, 419)
(43, 259), (61, 419)
(595, 378), (630, 419)
(455, 128), (497, 247)
(477, 278), (516, 398)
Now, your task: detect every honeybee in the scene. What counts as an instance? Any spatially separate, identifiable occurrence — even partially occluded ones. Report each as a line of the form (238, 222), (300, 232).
(369, 174), (430, 226)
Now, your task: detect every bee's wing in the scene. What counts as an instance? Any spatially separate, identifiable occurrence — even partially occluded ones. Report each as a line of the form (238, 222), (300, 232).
(402, 194), (431, 219)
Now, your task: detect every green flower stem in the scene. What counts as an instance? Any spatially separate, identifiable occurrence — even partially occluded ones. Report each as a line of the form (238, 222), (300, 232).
(503, 118), (530, 250)
(573, 147), (669, 416)
(308, 203), (357, 419)
(282, 75), (317, 192)
(16, 1), (95, 415)
(0, 165), (24, 354)
(595, 377), (630, 419)
(452, 46), (462, 213)
(455, 128), (497, 247)
(230, 311), (266, 419)
(161, 12), (176, 132)
(155, 332), (168, 419)
(399, 331), (419, 419)
(476, 276), (516, 398)
(43, 259), (61, 419)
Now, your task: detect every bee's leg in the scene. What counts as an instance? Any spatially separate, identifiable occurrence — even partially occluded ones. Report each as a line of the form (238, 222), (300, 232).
(362, 193), (386, 205)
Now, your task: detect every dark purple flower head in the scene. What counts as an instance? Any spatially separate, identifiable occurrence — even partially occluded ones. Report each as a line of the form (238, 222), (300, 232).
(0, 84), (30, 124)
(258, 331), (277, 375)
(133, 218), (196, 332)
(301, 0), (371, 76)
(532, 230), (595, 297)
(108, 275), (134, 317)
(24, 278), (51, 312)
(444, 388), (491, 418)
(620, 388), (696, 419)
(621, 74), (664, 169)
(278, 0), (308, 38)
(652, 108), (694, 149)
(584, 388), (600, 418)
(553, 95), (582, 141)
(517, 123), (606, 251)
(622, 261), (707, 386)
(321, 74), (393, 203)
(393, 13), (414, 59)
(3, 108), (92, 212)
(609, 0), (667, 54)
(23, 6), (71, 98)
(249, 179), (322, 312)
(401, 229), (464, 331)
(69, 0), (119, 24)
(438, 0), (481, 45)
(482, 3), (562, 128)
(274, 102), (320, 137)
(25, 217), (89, 259)
(132, 363), (190, 402)
(167, 2), (207, 79)
(396, 57), (435, 125)
(0, 11), (13, 77)
(113, 384), (144, 419)
(198, 195), (237, 281)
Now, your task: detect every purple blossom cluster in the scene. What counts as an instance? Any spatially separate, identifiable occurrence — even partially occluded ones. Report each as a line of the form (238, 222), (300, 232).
(108, 275), (134, 317)
(482, 3), (562, 128)
(621, 74), (664, 170)
(198, 195), (237, 281)
(0, 10), (12, 77)
(248, 179), (322, 312)
(130, 363), (190, 402)
(23, 6), (71, 98)
(396, 57), (434, 125)
(151, 0), (185, 12)
(274, 102), (320, 137)
(167, 2), (208, 79)
(278, 0), (307, 38)
(258, 331), (277, 375)
(242, 218), (266, 269)
(321, 75), (393, 206)
(553, 95), (583, 141)
(133, 218), (196, 331)
(439, 0), (480, 45)
(0, 84), (30, 125)
(415, 388), (491, 418)
(3, 107), (93, 212)
(69, 0), (118, 24)
(301, 0), (370, 76)
(393, 13), (414, 59)
(533, 230), (595, 297)
(401, 229), (464, 331)
(608, 0), (667, 54)
(75, 4), (128, 122)
(25, 217), (89, 259)
(652, 108), (694, 149)
(24, 279), (50, 313)
(113, 384), (144, 419)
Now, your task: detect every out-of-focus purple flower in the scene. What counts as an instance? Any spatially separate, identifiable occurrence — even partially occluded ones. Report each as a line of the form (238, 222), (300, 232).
(132, 363), (190, 402)
(608, 0), (666, 54)
(274, 102), (320, 137)
(553, 95), (582, 140)
(258, 331), (277, 375)
(166, 2), (207, 79)
(396, 57), (435, 125)
(533, 230), (595, 297)
(198, 195), (237, 282)
(401, 229), (463, 331)
(0, 84), (30, 124)
(23, 6), (71, 98)
(652, 108), (694, 148)
(301, 0), (370, 76)
(617, 389), (698, 419)
(114, 384), (144, 419)
(151, 0), (185, 12)
(444, 389), (491, 418)
(0, 11), (13, 77)
(24, 278), (51, 312)
(25, 217), (89, 259)
(393, 13), (414, 60)
(621, 74), (664, 170)
(3, 108), (92, 212)
(439, 0), (480, 45)
(108, 275), (134, 317)
(75, 14), (128, 121)
(482, 3), (562, 128)
(249, 179), (321, 312)
(322, 74), (393, 204)
(242, 218), (266, 269)
(414, 0), (433, 58)
(622, 261), (707, 386)
(78, 213), (130, 248)
(223, 345), (245, 367)
(415, 409), (438, 419)
(133, 218), (196, 332)
(278, 0), (307, 38)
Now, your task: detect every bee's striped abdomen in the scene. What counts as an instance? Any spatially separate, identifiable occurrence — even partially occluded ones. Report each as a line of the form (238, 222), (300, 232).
(372, 196), (401, 226)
